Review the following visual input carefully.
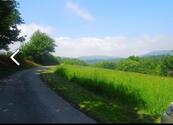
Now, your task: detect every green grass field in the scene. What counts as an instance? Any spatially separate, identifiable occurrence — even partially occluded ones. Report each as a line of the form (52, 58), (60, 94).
(40, 64), (173, 123)
(53, 64), (173, 122)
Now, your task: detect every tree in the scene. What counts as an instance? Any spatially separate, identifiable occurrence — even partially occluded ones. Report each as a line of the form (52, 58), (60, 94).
(160, 56), (173, 76)
(0, 0), (25, 50)
(21, 30), (57, 64)
(117, 59), (140, 72)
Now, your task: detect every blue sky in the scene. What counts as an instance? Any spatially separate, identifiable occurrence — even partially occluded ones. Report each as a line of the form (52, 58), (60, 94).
(17, 0), (173, 37)
(13, 0), (173, 57)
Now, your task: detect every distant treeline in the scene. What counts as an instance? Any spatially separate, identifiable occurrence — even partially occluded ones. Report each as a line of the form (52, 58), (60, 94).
(57, 57), (87, 66)
(59, 55), (173, 77)
(92, 56), (173, 76)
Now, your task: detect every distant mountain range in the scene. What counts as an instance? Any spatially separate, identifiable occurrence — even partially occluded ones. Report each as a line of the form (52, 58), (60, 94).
(78, 50), (173, 64)
(143, 50), (173, 57)
(78, 56), (123, 64)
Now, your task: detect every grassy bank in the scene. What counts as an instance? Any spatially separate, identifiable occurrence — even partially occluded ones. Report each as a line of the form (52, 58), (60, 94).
(40, 65), (173, 123)
(0, 54), (40, 79)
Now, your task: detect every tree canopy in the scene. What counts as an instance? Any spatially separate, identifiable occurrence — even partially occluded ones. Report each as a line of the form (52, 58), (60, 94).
(0, 0), (24, 50)
(21, 30), (57, 65)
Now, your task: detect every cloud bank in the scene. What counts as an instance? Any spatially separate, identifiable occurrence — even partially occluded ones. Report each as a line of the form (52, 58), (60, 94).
(55, 35), (173, 57)
(10, 24), (173, 57)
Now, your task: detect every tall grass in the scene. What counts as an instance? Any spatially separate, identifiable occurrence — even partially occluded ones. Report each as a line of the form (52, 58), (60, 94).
(55, 64), (173, 117)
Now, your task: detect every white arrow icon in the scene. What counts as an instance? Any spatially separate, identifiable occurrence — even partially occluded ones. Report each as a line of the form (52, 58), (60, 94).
(10, 49), (20, 66)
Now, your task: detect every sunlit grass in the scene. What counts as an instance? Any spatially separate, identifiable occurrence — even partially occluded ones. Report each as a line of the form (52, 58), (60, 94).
(55, 64), (173, 118)
(41, 68), (158, 123)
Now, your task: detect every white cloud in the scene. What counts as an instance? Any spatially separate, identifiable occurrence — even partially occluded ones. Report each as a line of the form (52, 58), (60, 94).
(54, 35), (173, 57)
(9, 24), (56, 51)
(66, 0), (94, 22)
(18, 24), (55, 41)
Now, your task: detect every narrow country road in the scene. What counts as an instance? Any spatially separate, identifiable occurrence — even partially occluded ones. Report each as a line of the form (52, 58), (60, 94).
(0, 67), (96, 123)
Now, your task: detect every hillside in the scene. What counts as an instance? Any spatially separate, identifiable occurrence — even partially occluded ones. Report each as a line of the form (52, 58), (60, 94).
(143, 50), (173, 57)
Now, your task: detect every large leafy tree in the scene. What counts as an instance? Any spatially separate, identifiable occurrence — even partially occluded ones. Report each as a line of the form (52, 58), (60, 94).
(0, 0), (24, 50)
(21, 30), (57, 64)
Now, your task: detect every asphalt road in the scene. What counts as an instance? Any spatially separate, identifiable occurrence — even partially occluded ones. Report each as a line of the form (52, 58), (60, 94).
(0, 67), (96, 123)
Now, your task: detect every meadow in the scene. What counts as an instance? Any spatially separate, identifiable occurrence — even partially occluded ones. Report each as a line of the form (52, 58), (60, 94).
(54, 64), (173, 122)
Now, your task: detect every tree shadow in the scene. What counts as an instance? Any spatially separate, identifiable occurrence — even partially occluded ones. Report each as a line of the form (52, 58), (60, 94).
(84, 83), (158, 123)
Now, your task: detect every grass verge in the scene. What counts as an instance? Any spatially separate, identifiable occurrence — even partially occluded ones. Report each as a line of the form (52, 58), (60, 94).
(0, 54), (40, 79)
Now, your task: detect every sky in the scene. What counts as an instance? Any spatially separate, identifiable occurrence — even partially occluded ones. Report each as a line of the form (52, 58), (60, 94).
(10, 0), (173, 57)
